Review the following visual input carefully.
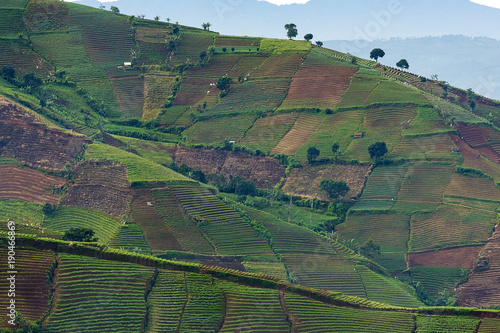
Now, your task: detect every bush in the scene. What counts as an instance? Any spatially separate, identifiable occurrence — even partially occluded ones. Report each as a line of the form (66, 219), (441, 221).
(2, 65), (15, 79)
(235, 179), (256, 196)
(319, 179), (349, 199)
(62, 227), (98, 242)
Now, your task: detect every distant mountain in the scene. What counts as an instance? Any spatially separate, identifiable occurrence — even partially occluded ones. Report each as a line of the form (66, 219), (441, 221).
(325, 35), (500, 100)
(70, 0), (500, 41)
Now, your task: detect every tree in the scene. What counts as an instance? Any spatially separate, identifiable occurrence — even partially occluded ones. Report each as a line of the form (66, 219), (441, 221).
(360, 239), (381, 257)
(62, 227), (98, 242)
(1, 65), (15, 79)
(23, 73), (42, 88)
(315, 41), (323, 47)
(154, 15), (159, 22)
(319, 179), (350, 199)
(369, 48), (385, 62)
(396, 59), (409, 69)
(199, 50), (208, 65)
(368, 141), (388, 159)
(216, 76), (233, 91)
(331, 143), (340, 154)
(110, 6), (120, 14)
(304, 33), (313, 42)
(235, 179), (256, 196)
(284, 23), (298, 40)
(307, 146), (320, 163)
(42, 203), (56, 217)
(202, 22), (211, 31)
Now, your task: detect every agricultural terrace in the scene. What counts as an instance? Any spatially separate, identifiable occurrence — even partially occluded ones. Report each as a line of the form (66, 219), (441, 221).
(455, 123), (500, 164)
(0, 248), (54, 327)
(206, 79), (291, 115)
(258, 38), (311, 55)
(239, 113), (297, 153)
(283, 163), (371, 200)
(112, 135), (176, 166)
(314, 47), (376, 68)
(23, 0), (69, 32)
(478, 319), (500, 332)
(458, 227), (500, 307)
(44, 253), (154, 333)
(294, 110), (363, 160)
(73, 159), (129, 187)
(84, 144), (192, 183)
(173, 77), (215, 107)
(217, 281), (289, 332)
(108, 223), (152, 254)
(280, 53), (358, 110)
(0, 39), (52, 77)
(392, 163), (455, 212)
(452, 134), (500, 181)
(271, 113), (323, 156)
(0, 199), (43, 225)
(283, 294), (415, 332)
(215, 36), (261, 47)
(408, 246), (481, 269)
(0, 8), (24, 38)
(415, 315), (480, 333)
(409, 204), (497, 252)
(390, 134), (457, 160)
(168, 184), (275, 256)
(136, 27), (172, 64)
(226, 56), (267, 78)
(401, 106), (451, 137)
(360, 164), (408, 200)
(251, 53), (305, 78)
(150, 188), (216, 254)
(159, 105), (189, 126)
(337, 70), (382, 108)
(364, 80), (427, 105)
(0, 166), (65, 205)
(188, 55), (243, 78)
(110, 76), (145, 118)
(446, 174), (500, 201)
(428, 97), (486, 124)
(168, 31), (216, 65)
(45, 206), (122, 244)
(130, 188), (186, 254)
(182, 115), (256, 144)
(410, 266), (469, 298)
(338, 213), (410, 273)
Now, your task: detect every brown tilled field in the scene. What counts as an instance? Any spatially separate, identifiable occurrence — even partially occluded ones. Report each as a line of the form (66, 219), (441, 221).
(283, 163), (371, 200)
(408, 247), (481, 269)
(0, 166), (65, 205)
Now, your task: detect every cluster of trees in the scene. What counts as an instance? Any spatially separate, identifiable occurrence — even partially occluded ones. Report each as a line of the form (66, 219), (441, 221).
(369, 48), (410, 70)
(306, 141), (386, 164)
(284, 23), (323, 47)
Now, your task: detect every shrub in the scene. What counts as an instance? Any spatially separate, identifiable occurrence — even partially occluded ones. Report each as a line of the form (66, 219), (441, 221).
(62, 227), (98, 242)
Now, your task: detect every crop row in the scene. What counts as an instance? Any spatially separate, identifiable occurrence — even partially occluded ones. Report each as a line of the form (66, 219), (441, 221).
(169, 32), (215, 65)
(108, 223), (152, 254)
(0, 8), (24, 38)
(251, 53), (305, 78)
(187, 54), (242, 78)
(271, 113), (323, 155)
(0, 39), (52, 77)
(110, 76), (145, 118)
(415, 315), (479, 333)
(183, 115), (256, 144)
(226, 55), (268, 78)
(410, 266), (468, 298)
(445, 174), (500, 202)
(45, 206), (122, 245)
(361, 164), (408, 199)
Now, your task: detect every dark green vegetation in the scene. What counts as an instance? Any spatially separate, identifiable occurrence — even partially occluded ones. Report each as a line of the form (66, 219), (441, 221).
(2, 0), (500, 330)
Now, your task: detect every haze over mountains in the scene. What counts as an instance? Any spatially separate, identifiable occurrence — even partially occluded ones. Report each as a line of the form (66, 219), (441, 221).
(68, 0), (500, 100)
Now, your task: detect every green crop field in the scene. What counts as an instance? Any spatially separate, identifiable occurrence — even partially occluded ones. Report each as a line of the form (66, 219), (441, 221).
(360, 164), (408, 200)
(445, 174), (500, 202)
(169, 31), (216, 65)
(259, 38), (311, 54)
(411, 266), (469, 298)
(44, 206), (122, 244)
(159, 105), (190, 126)
(109, 223), (152, 254)
(339, 213), (410, 273)
(415, 315), (480, 333)
(84, 143), (191, 183)
(0, 8), (24, 38)
(0, 199), (43, 225)
(409, 204), (497, 252)
(251, 53), (305, 78)
(182, 115), (256, 144)
(111, 135), (175, 166)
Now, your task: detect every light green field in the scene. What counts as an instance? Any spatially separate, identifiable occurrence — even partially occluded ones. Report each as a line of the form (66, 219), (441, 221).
(111, 135), (175, 166)
(182, 115), (257, 144)
(259, 38), (312, 54)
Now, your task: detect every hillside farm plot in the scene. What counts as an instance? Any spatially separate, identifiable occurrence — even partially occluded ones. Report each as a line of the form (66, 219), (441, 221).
(0, 8), (24, 38)
(455, 123), (500, 164)
(338, 213), (410, 273)
(159, 105), (189, 126)
(136, 27), (172, 64)
(258, 38), (311, 55)
(23, 0), (69, 32)
(206, 79), (291, 115)
(217, 281), (289, 332)
(391, 134), (457, 160)
(415, 315), (480, 333)
(188, 54), (243, 78)
(280, 64), (358, 110)
(410, 266), (469, 298)
(45, 206), (122, 244)
(342, 106), (418, 162)
(402, 106), (451, 137)
(168, 31), (216, 65)
(408, 246), (481, 269)
(108, 223), (151, 254)
(0, 199), (43, 225)
(365, 80), (428, 105)
(0, 248), (54, 327)
(110, 76), (145, 118)
(168, 184), (275, 256)
(409, 204), (497, 252)
(239, 113), (297, 153)
(151, 188), (216, 254)
(271, 113), (323, 156)
(360, 164), (408, 200)
(215, 36), (261, 47)
(283, 163), (371, 200)
(337, 72), (381, 107)
(392, 163), (455, 212)
(0, 39), (52, 77)
(173, 77), (214, 106)
(44, 253), (154, 333)
(0, 0), (30, 8)
(0, 166), (65, 205)
(294, 110), (363, 161)
(226, 55), (268, 78)
(112, 135), (176, 166)
(452, 134), (500, 181)
(284, 293), (415, 332)
(251, 53), (305, 78)
(350, 200), (395, 211)
(84, 144), (192, 183)
(445, 174), (500, 202)
(182, 115), (256, 145)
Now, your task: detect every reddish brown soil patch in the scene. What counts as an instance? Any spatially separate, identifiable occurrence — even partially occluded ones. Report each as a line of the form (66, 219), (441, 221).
(284, 66), (357, 102)
(0, 166), (65, 205)
(454, 124), (500, 164)
(408, 247), (481, 269)
(174, 147), (285, 188)
(458, 227), (500, 307)
(0, 100), (90, 171)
